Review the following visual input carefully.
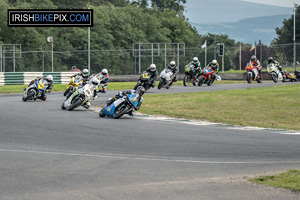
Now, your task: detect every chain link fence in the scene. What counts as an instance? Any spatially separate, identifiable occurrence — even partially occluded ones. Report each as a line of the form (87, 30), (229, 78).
(1, 43), (299, 74)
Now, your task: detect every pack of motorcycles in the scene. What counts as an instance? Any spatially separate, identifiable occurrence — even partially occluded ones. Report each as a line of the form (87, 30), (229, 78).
(22, 63), (300, 119)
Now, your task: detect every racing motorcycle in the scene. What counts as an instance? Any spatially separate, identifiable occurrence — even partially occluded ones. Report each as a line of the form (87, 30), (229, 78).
(183, 64), (200, 86)
(22, 79), (48, 101)
(134, 71), (152, 90)
(158, 68), (173, 89)
(61, 81), (95, 111)
(294, 70), (300, 81)
(267, 63), (283, 83)
(282, 70), (299, 82)
(197, 66), (220, 86)
(64, 76), (83, 96)
(245, 63), (263, 84)
(99, 90), (143, 119)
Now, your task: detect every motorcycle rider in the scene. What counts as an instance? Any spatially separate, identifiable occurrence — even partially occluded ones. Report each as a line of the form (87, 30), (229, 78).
(166, 61), (178, 87)
(144, 64), (158, 88)
(106, 86), (146, 116)
(82, 76), (100, 109)
(250, 55), (262, 77)
(91, 69), (110, 100)
(207, 59), (219, 80)
(268, 57), (282, 73)
(71, 68), (90, 86)
(25, 75), (54, 101)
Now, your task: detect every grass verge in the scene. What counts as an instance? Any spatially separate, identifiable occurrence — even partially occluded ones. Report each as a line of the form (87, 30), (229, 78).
(0, 80), (244, 94)
(140, 84), (300, 130)
(249, 169), (300, 192)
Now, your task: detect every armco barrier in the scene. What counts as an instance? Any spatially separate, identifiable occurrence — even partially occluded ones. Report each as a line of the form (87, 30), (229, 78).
(4, 72), (24, 85)
(0, 73), (4, 86)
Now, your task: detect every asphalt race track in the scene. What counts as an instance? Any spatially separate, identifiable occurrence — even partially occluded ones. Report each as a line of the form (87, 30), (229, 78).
(0, 82), (300, 200)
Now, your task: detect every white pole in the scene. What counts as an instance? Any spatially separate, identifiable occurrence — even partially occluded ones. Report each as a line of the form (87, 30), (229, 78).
(294, 2), (296, 71)
(205, 40), (207, 66)
(51, 41), (53, 72)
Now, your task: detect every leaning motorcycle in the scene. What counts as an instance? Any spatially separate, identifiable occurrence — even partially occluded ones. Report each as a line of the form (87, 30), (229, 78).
(198, 67), (220, 86)
(64, 76), (82, 96)
(282, 71), (299, 82)
(183, 64), (200, 86)
(267, 63), (283, 83)
(134, 72), (151, 90)
(22, 79), (48, 101)
(61, 83), (94, 111)
(158, 68), (173, 89)
(245, 63), (263, 84)
(99, 91), (142, 119)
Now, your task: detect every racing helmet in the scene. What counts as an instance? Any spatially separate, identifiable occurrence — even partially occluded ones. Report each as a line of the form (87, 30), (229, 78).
(193, 57), (199, 64)
(136, 86), (146, 96)
(82, 69), (89, 78)
(211, 60), (217, 66)
(91, 77), (100, 86)
(149, 64), (156, 72)
(102, 69), (108, 75)
(46, 75), (53, 82)
(268, 57), (273, 63)
(170, 61), (176, 69)
(251, 55), (256, 61)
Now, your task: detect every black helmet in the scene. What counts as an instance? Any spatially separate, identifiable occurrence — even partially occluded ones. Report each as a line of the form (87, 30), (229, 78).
(136, 86), (146, 96)
(268, 57), (273, 62)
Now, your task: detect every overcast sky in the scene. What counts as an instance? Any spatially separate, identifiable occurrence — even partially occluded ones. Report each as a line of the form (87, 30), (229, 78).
(243, 0), (300, 7)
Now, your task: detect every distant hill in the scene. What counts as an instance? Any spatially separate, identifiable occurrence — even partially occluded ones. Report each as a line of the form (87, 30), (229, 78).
(190, 14), (291, 45)
(184, 0), (293, 44)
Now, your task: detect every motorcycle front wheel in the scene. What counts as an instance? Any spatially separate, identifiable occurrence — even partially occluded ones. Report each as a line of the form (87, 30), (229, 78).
(246, 73), (252, 84)
(270, 73), (278, 83)
(133, 82), (141, 90)
(158, 79), (165, 89)
(22, 91), (35, 101)
(67, 98), (82, 111)
(63, 87), (72, 96)
(113, 103), (130, 119)
(198, 76), (205, 86)
(99, 108), (105, 118)
(183, 75), (189, 86)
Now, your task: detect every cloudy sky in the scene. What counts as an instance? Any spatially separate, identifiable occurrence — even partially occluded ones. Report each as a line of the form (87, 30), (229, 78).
(243, 0), (300, 7)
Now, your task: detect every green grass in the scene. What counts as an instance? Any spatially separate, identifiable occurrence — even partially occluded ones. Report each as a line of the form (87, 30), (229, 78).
(249, 169), (300, 191)
(140, 84), (300, 130)
(0, 80), (244, 94)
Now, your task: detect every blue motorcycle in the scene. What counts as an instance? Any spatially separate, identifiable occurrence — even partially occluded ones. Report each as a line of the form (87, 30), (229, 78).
(22, 79), (48, 101)
(99, 91), (143, 119)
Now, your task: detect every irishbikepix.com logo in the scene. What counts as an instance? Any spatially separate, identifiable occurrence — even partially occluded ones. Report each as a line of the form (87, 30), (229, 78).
(8, 9), (93, 27)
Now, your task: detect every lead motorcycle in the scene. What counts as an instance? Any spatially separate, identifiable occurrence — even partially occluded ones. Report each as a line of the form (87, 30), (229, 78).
(158, 68), (174, 89)
(99, 90), (143, 119)
(62, 77), (99, 111)
(267, 63), (283, 83)
(22, 79), (49, 101)
(245, 63), (263, 84)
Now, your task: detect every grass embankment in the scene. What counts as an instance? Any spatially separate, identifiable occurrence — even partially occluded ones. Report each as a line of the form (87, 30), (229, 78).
(140, 84), (300, 130)
(249, 169), (300, 192)
(0, 80), (243, 94)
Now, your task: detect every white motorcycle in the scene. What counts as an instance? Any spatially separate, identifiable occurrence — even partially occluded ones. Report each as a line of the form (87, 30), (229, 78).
(158, 68), (174, 89)
(267, 63), (283, 83)
(22, 79), (49, 101)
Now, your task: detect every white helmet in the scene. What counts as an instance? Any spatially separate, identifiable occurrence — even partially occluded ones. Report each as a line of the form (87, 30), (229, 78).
(170, 61), (176, 68)
(212, 60), (217, 65)
(46, 75), (53, 81)
(193, 57), (198, 63)
(82, 69), (89, 78)
(91, 76), (100, 86)
(150, 64), (156, 72)
(102, 69), (108, 75)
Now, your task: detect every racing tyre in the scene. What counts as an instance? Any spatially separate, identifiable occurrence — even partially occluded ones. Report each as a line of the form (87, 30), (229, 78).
(246, 73), (252, 84)
(133, 83), (141, 90)
(61, 102), (66, 110)
(271, 73), (278, 83)
(22, 91), (35, 101)
(63, 87), (72, 96)
(198, 77), (205, 86)
(183, 75), (189, 86)
(99, 108), (105, 118)
(113, 103), (130, 119)
(158, 79), (165, 90)
(67, 98), (82, 111)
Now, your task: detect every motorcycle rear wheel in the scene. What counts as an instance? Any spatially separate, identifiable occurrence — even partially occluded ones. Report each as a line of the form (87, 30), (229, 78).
(113, 103), (129, 119)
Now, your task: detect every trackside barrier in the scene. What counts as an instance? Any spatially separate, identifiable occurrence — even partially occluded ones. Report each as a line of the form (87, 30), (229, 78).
(0, 72), (259, 85)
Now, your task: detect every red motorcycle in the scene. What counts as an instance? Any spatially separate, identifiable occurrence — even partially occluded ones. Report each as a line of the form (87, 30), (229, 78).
(245, 63), (263, 84)
(198, 66), (215, 86)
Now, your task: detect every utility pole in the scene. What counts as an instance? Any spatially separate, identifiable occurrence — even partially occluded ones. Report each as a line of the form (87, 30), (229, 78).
(294, 2), (297, 71)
